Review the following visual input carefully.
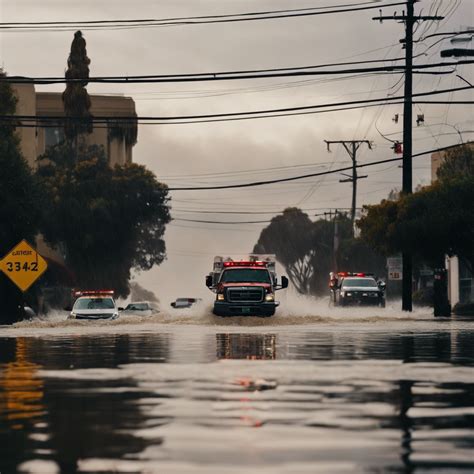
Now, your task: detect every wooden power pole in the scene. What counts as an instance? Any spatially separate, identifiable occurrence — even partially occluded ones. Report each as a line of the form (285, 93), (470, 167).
(324, 140), (371, 230)
(373, 1), (444, 312)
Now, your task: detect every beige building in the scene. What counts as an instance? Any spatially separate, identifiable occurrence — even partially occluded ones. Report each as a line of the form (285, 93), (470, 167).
(431, 142), (474, 306)
(12, 83), (137, 169)
(12, 83), (138, 268)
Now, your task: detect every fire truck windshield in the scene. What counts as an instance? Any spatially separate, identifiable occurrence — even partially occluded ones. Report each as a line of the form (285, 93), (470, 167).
(220, 268), (271, 284)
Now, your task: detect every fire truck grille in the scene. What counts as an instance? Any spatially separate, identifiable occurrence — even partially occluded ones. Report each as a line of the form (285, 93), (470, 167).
(227, 288), (264, 303)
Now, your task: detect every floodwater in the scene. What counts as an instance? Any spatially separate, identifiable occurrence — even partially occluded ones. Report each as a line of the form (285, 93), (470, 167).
(1, 300), (473, 473)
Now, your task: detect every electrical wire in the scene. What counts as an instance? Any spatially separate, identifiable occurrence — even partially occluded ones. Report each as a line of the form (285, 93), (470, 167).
(0, 2), (408, 32)
(170, 207), (358, 215)
(4, 60), (472, 85)
(4, 85), (471, 126)
(166, 143), (467, 191)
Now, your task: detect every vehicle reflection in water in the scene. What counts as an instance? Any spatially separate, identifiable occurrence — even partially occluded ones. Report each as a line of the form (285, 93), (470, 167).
(216, 333), (277, 360)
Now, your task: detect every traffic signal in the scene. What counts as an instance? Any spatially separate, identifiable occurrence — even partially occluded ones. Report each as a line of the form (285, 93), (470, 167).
(393, 142), (403, 154)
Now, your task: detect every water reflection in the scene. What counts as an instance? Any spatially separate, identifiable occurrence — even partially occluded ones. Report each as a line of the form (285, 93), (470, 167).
(0, 338), (46, 473)
(216, 333), (276, 360)
(42, 377), (161, 473)
(0, 338), (45, 427)
(0, 324), (473, 473)
(0, 333), (171, 370)
(0, 335), (170, 473)
(286, 330), (472, 364)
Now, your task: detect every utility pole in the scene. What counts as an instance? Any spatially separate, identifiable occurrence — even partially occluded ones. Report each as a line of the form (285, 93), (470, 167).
(324, 140), (371, 230)
(322, 209), (340, 272)
(333, 209), (339, 273)
(373, 1), (443, 312)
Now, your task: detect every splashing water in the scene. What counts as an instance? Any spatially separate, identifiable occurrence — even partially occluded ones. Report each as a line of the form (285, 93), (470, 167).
(3, 293), (435, 337)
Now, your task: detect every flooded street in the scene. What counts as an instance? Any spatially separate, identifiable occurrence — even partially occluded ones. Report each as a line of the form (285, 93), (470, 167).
(1, 305), (473, 473)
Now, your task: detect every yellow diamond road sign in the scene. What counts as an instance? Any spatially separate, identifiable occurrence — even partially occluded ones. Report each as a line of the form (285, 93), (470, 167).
(0, 240), (48, 292)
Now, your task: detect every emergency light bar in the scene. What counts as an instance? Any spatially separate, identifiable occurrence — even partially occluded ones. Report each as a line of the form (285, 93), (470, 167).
(73, 290), (115, 297)
(223, 261), (267, 267)
(337, 272), (374, 278)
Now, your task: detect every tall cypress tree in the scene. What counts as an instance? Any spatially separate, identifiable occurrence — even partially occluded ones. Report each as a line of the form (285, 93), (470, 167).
(62, 31), (93, 148)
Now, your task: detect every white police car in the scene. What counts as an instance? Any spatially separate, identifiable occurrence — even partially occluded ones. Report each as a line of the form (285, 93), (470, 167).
(69, 290), (119, 320)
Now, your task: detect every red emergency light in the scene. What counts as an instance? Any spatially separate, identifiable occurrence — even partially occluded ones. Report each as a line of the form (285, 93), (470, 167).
(223, 261), (267, 267)
(336, 272), (372, 278)
(73, 289), (115, 298)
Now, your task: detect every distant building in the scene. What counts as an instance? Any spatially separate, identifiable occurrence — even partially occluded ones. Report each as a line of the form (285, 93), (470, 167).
(11, 83), (138, 284)
(431, 143), (474, 306)
(12, 83), (137, 169)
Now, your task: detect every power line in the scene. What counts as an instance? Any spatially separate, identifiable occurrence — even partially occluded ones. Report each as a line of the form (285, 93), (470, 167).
(160, 161), (339, 180)
(3, 86), (471, 126)
(3, 60), (472, 85)
(166, 144), (463, 191)
(0, 2), (408, 31)
(173, 218), (273, 225)
(170, 207), (358, 215)
(6, 100), (471, 130)
(416, 29), (474, 43)
(172, 211), (344, 225)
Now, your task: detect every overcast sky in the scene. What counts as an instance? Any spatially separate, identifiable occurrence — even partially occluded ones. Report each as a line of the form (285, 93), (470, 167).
(1, 0), (473, 303)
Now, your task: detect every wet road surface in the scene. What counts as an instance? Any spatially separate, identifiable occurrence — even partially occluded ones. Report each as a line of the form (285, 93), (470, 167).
(0, 305), (473, 473)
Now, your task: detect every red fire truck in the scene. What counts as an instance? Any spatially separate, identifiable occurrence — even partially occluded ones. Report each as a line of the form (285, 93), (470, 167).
(206, 255), (288, 317)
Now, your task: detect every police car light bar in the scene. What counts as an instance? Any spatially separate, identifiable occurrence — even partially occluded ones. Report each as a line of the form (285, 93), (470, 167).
(223, 261), (267, 267)
(73, 289), (115, 297)
(336, 272), (375, 278)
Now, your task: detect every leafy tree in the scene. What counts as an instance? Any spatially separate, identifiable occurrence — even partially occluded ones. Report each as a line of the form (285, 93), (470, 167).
(0, 72), (43, 323)
(358, 177), (474, 272)
(254, 208), (315, 293)
(337, 238), (387, 278)
(436, 144), (473, 182)
(36, 143), (170, 297)
(254, 208), (384, 295)
(130, 282), (159, 303)
(62, 31), (92, 144)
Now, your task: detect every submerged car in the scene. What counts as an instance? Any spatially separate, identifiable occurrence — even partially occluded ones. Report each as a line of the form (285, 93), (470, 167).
(69, 290), (119, 320)
(331, 273), (386, 307)
(120, 301), (159, 316)
(170, 298), (202, 309)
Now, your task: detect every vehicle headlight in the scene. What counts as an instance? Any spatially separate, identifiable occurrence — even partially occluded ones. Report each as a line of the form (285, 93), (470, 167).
(69, 312), (77, 319)
(217, 293), (225, 301)
(265, 293), (275, 302)
(346, 292), (353, 297)
(340, 291), (345, 297)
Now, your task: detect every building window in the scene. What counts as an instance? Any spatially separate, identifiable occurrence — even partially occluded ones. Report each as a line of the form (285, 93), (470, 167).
(44, 126), (65, 149)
